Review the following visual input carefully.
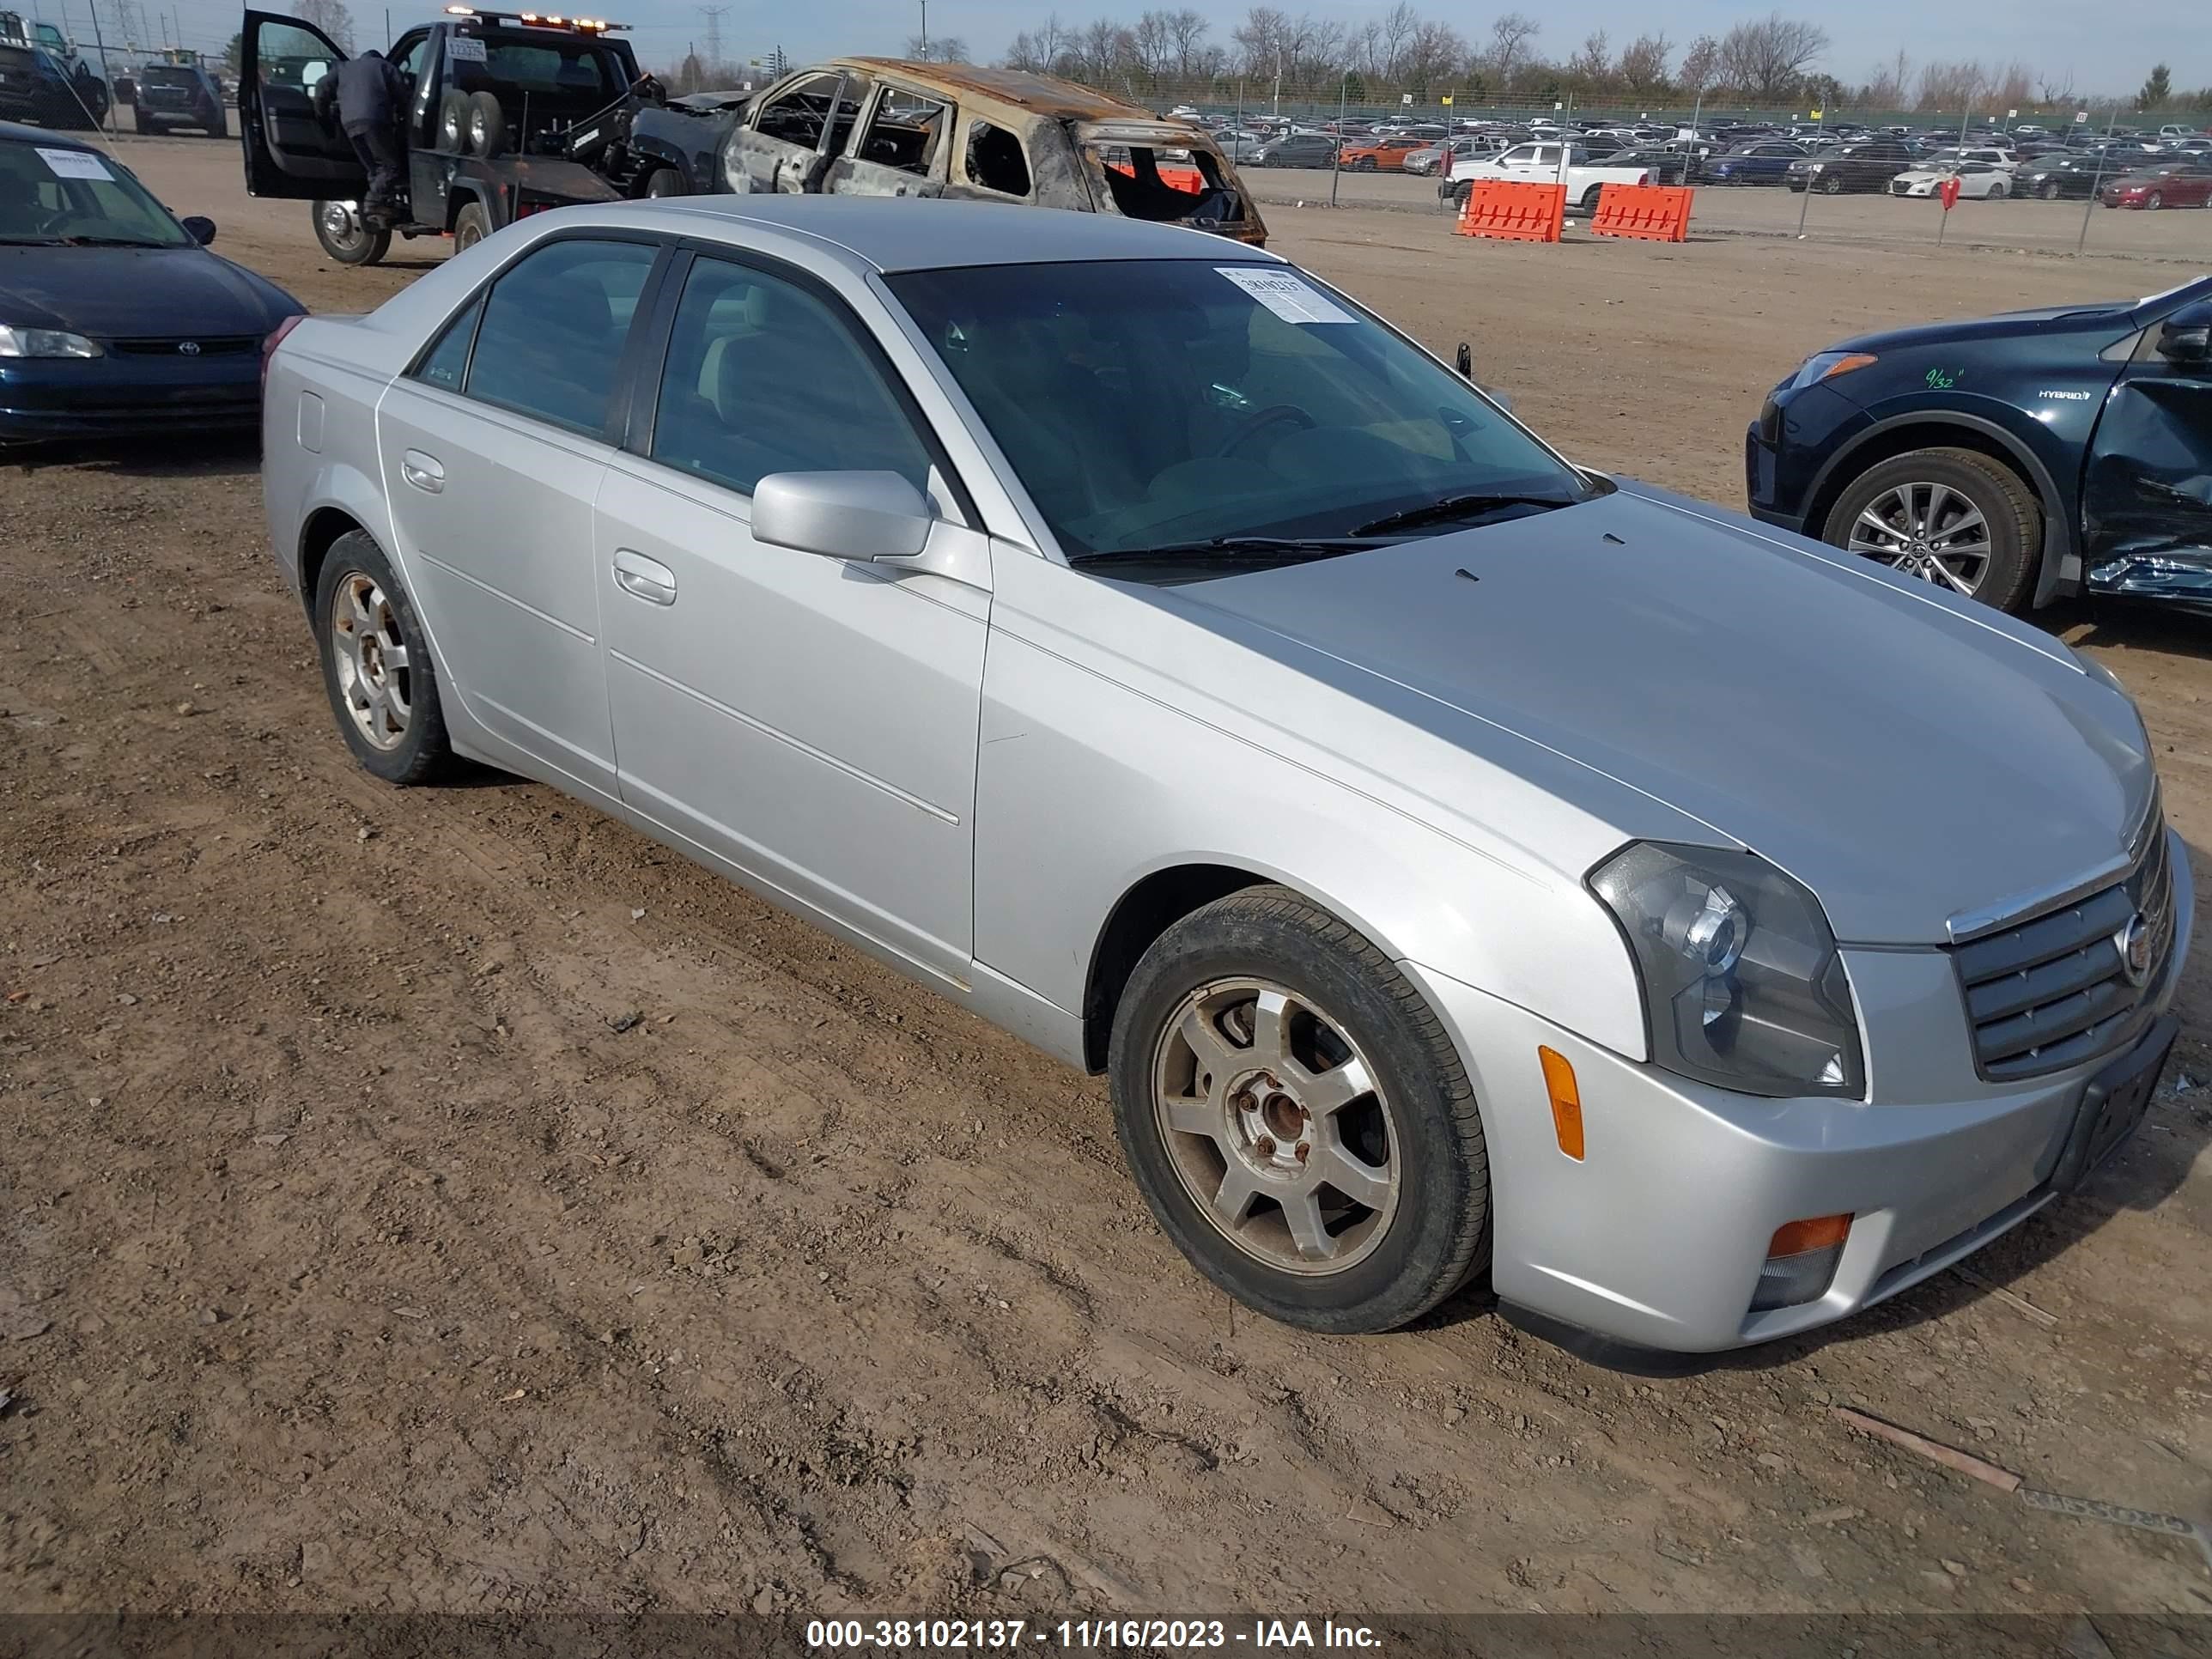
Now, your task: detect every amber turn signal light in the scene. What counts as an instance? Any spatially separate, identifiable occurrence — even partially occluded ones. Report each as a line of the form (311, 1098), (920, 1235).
(1767, 1213), (1852, 1257)
(1538, 1045), (1583, 1161)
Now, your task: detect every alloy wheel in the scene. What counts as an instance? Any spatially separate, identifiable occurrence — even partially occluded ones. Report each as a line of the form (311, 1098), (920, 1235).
(329, 571), (412, 750)
(1152, 978), (1400, 1275)
(1847, 481), (1992, 594)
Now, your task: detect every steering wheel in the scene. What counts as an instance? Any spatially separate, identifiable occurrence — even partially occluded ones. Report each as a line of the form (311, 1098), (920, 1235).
(1217, 403), (1317, 458)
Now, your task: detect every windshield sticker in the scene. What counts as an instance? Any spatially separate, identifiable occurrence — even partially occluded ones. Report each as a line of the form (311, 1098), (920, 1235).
(35, 146), (113, 181)
(1216, 267), (1358, 325)
(444, 34), (487, 61)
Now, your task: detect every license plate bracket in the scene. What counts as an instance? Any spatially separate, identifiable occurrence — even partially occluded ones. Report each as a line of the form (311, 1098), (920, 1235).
(2052, 1014), (2177, 1194)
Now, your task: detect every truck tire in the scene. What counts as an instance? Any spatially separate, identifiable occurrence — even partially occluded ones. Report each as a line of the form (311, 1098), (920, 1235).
(467, 91), (506, 157)
(437, 88), (470, 152)
(452, 199), (493, 253)
(313, 199), (391, 266)
(643, 166), (686, 198)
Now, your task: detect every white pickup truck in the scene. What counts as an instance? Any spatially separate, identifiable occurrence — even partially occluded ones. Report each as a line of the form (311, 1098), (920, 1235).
(1440, 142), (1656, 210)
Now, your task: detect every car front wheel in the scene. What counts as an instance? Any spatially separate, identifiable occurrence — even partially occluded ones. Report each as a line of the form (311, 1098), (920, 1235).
(1821, 447), (2042, 614)
(1109, 885), (1490, 1334)
(314, 531), (453, 784)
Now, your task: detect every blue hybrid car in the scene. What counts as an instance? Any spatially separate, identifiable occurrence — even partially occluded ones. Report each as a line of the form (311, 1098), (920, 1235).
(1746, 276), (2212, 616)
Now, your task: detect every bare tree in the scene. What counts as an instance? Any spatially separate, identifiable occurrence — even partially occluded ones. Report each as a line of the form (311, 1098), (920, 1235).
(1677, 33), (1720, 96)
(1615, 32), (1671, 94)
(1231, 4), (1289, 77)
(1004, 15), (1074, 73)
(903, 34), (969, 63)
(1164, 7), (1209, 74)
(1402, 20), (1465, 88)
(1990, 60), (2033, 108)
(1079, 17), (1134, 82)
(1716, 12), (1829, 101)
(1484, 11), (1540, 84)
(1565, 28), (1609, 85)
(1378, 0), (1417, 79)
(294, 0), (356, 52)
(1129, 9), (1173, 77)
(2037, 68), (2075, 106)
(1914, 58), (1984, 110)
(1862, 46), (1910, 108)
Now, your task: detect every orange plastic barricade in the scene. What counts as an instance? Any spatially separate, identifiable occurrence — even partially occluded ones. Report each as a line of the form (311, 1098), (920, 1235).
(1589, 184), (1693, 242)
(1106, 161), (1207, 192)
(1454, 180), (1566, 243)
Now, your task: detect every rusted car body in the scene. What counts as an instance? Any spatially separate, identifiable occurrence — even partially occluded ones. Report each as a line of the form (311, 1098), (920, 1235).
(719, 58), (1266, 246)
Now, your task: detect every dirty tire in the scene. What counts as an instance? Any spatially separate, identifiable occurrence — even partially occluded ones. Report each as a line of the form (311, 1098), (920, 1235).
(2041, 179), (2061, 200)
(313, 199), (390, 266)
(313, 531), (453, 786)
(644, 166), (686, 198)
(452, 200), (493, 252)
(467, 90), (506, 158)
(1108, 884), (1490, 1334)
(1821, 447), (2043, 616)
(437, 88), (470, 152)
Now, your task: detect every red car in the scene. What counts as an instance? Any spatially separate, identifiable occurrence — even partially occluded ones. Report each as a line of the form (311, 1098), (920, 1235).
(2100, 159), (2212, 209)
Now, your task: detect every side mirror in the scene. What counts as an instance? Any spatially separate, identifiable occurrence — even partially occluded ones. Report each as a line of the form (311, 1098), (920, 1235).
(181, 215), (216, 246)
(751, 471), (933, 562)
(2156, 301), (2212, 368)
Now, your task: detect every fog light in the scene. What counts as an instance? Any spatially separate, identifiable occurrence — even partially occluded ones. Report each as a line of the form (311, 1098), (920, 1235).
(1749, 1213), (1851, 1311)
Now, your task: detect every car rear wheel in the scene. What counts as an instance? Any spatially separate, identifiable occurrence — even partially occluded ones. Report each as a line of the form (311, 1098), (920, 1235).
(1821, 447), (2042, 614)
(1109, 885), (1490, 1334)
(314, 532), (453, 785)
(1821, 173), (1844, 194)
(1987, 181), (2007, 198)
(452, 200), (493, 252)
(2041, 180), (2061, 199)
(643, 166), (686, 198)
(313, 199), (391, 266)
(467, 91), (506, 158)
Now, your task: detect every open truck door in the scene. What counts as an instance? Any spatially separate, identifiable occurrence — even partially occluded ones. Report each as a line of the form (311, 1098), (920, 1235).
(240, 9), (366, 202)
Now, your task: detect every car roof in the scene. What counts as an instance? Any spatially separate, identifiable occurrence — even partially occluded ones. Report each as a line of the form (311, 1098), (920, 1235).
(0, 120), (94, 148)
(639, 196), (1279, 273)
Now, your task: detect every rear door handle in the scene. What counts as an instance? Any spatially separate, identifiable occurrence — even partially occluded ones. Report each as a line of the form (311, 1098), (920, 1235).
(612, 548), (677, 605)
(401, 449), (444, 493)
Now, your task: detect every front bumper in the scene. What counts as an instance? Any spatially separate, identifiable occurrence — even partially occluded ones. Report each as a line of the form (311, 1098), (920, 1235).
(0, 356), (260, 442)
(1400, 834), (2192, 1355)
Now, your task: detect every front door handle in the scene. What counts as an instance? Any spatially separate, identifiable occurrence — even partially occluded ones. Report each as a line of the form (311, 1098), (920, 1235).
(612, 548), (677, 605)
(401, 449), (444, 494)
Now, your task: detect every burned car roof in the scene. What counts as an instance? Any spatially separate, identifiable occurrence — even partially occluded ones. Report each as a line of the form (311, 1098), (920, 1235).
(830, 58), (1189, 128)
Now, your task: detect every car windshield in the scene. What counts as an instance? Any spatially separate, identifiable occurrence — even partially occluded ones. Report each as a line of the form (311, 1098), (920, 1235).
(887, 258), (1594, 559)
(0, 138), (191, 246)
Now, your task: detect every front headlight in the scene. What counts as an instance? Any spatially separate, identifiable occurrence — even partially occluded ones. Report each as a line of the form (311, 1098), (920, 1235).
(1590, 842), (1864, 1098)
(0, 325), (102, 359)
(1788, 349), (1877, 391)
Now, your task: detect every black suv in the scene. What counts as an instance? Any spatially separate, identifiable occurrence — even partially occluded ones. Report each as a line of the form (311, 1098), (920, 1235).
(135, 63), (228, 137)
(1787, 139), (1915, 194)
(1746, 278), (2212, 616)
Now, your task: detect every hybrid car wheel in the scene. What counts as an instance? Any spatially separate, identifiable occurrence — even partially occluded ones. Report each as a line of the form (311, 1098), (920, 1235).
(1821, 447), (2041, 614)
(314, 532), (452, 785)
(1109, 885), (1490, 1334)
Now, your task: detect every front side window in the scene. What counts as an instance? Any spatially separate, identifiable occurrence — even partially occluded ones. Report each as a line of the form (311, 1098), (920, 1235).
(755, 72), (864, 153)
(649, 257), (930, 498)
(888, 259), (1593, 560)
(254, 21), (336, 91)
(464, 238), (656, 435)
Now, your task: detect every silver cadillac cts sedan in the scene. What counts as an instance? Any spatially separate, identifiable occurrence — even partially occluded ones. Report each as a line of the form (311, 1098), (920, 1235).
(263, 198), (2189, 1363)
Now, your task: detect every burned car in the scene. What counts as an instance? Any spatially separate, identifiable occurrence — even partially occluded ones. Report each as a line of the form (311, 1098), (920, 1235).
(698, 59), (1263, 245)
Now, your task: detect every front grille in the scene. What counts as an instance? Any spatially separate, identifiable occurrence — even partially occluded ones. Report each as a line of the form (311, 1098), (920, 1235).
(1891, 180), (1911, 195)
(1953, 814), (2176, 1081)
(105, 335), (260, 356)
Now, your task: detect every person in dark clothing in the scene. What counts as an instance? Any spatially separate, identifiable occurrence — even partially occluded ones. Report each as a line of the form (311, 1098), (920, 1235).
(313, 49), (410, 213)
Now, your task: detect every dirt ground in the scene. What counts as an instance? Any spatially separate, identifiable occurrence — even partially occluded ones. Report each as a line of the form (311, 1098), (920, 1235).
(4, 138), (2212, 1629)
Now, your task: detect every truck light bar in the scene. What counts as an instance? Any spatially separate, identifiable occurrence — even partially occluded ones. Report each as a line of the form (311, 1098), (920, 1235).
(442, 6), (627, 29)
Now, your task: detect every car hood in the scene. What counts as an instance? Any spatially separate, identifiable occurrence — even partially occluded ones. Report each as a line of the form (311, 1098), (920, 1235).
(1159, 485), (2152, 945)
(0, 245), (297, 337)
(1829, 297), (2145, 353)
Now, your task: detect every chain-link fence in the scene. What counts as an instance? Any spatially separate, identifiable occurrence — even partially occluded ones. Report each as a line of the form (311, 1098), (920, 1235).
(1093, 76), (2212, 262)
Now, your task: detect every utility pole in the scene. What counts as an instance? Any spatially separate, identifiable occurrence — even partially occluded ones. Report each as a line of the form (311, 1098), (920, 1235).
(77, 0), (116, 134)
(915, 0), (925, 61)
(2078, 106), (2118, 253)
(698, 4), (726, 72)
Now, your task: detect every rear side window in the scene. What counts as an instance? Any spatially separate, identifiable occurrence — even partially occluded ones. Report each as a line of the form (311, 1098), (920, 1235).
(964, 119), (1031, 198)
(415, 295), (483, 391)
(463, 238), (656, 435)
(648, 256), (930, 497)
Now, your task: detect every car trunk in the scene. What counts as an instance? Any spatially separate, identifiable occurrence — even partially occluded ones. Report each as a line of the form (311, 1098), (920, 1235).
(1073, 119), (1265, 246)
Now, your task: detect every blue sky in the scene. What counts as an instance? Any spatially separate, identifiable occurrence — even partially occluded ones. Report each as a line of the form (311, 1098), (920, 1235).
(116, 0), (2197, 103)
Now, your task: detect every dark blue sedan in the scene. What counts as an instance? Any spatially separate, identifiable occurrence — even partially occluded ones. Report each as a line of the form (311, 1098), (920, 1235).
(0, 122), (305, 443)
(1702, 141), (1805, 185)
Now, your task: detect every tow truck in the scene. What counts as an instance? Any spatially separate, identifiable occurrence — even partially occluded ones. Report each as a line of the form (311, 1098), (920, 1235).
(240, 4), (659, 265)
